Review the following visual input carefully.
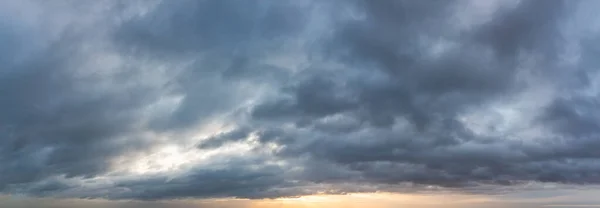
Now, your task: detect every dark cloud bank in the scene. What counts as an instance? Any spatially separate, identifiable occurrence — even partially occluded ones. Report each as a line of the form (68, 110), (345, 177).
(1, 0), (600, 201)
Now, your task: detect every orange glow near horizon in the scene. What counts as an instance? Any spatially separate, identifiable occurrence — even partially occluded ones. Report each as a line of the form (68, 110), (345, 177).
(188, 192), (501, 208)
(7, 191), (600, 208)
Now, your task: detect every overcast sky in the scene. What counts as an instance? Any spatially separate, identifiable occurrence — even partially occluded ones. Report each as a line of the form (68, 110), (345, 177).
(2, 0), (600, 207)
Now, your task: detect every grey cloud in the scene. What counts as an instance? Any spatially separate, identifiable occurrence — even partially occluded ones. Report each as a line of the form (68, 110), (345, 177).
(0, 0), (310, 199)
(473, 0), (567, 58)
(208, 0), (600, 193)
(541, 97), (600, 137)
(251, 77), (358, 122)
(251, 0), (565, 130)
(115, 0), (306, 56)
(0, 0), (171, 194)
(3, 0), (600, 202)
(114, 0), (311, 130)
(0, 39), (151, 185)
(107, 156), (307, 200)
(196, 127), (252, 149)
(5, 177), (76, 198)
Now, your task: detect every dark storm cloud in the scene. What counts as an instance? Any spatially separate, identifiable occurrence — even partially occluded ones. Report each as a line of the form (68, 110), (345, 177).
(542, 97), (600, 137)
(203, 0), (600, 193)
(0, 0), (310, 199)
(109, 157), (303, 200)
(250, 0), (566, 130)
(114, 0), (310, 130)
(115, 0), (305, 55)
(0, 32), (157, 189)
(474, 0), (567, 58)
(196, 126), (252, 149)
(3, 0), (600, 202)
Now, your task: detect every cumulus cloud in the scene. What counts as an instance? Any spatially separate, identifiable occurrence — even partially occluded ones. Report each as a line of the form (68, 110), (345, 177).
(1, 0), (600, 201)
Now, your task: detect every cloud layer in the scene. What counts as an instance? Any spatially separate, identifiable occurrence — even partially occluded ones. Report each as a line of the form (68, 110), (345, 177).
(1, 0), (600, 200)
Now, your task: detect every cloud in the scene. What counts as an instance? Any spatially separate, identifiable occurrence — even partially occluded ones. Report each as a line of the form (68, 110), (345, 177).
(1, 0), (600, 201)
(203, 0), (600, 193)
(0, 2), (157, 187)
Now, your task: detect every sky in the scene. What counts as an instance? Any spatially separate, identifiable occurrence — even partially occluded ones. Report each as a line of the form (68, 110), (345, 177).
(2, 0), (600, 207)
